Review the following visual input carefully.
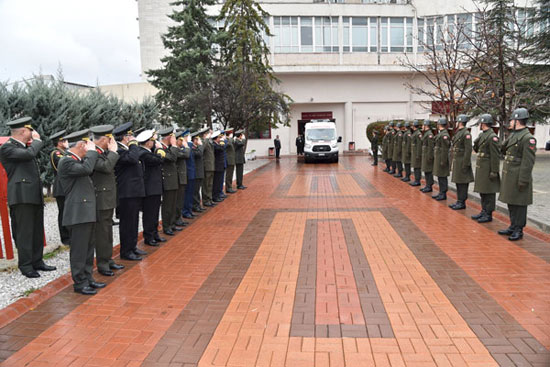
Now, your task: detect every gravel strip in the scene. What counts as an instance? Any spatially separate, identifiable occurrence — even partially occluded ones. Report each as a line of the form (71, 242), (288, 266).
(0, 159), (269, 310)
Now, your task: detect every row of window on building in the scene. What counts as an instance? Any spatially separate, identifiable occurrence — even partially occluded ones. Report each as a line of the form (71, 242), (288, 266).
(266, 10), (537, 54)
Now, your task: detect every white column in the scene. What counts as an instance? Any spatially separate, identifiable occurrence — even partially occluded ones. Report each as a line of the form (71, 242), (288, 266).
(345, 101), (353, 150)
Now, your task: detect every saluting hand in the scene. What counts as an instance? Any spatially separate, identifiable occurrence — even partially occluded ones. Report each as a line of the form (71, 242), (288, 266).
(170, 135), (177, 146)
(155, 141), (162, 150)
(85, 140), (96, 151)
(108, 138), (117, 152)
(31, 131), (41, 140)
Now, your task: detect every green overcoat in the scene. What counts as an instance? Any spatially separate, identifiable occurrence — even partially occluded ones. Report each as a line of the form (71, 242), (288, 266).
(411, 129), (422, 169)
(421, 130), (435, 173)
(473, 129), (500, 194)
(433, 129), (450, 177)
(450, 128), (474, 184)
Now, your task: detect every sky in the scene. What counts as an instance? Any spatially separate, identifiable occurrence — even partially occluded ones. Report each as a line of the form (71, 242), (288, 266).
(0, 0), (142, 86)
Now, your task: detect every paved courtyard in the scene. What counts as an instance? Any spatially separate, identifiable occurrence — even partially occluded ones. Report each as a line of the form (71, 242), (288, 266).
(0, 156), (549, 367)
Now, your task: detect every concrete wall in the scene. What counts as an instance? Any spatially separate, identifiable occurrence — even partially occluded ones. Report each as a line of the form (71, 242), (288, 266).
(98, 82), (158, 103)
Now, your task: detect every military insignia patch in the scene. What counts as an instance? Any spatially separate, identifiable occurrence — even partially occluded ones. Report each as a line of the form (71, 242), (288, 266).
(492, 137), (498, 142)
(55, 151), (62, 156)
(429, 135), (433, 138)
(443, 136), (448, 140)
(529, 138), (536, 144)
(466, 135), (471, 139)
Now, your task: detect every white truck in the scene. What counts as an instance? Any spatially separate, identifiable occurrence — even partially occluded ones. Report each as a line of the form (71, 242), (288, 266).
(303, 120), (342, 163)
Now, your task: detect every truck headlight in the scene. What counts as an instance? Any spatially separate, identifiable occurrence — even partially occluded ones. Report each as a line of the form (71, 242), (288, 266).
(331, 143), (338, 148)
(305, 144), (311, 149)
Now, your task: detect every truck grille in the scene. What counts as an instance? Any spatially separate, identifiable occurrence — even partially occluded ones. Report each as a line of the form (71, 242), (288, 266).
(312, 145), (331, 152)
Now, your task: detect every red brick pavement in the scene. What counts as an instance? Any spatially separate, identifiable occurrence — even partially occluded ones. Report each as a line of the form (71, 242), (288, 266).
(0, 156), (549, 367)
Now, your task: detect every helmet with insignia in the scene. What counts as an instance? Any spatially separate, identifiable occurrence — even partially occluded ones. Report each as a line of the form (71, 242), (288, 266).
(510, 107), (529, 121)
(412, 120), (420, 127)
(90, 125), (114, 140)
(404, 121), (410, 128)
(396, 122), (402, 128)
(423, 119), (431, 126)
(64, 129), (91, 144)
(49, 130), (67, 143)
(437, 117), (448, 126)
(136, 129), (155, 144)
(456, 115), (469, 124)
(478, 114), (494, 126)
(6, 116), (34, 131)
(388, 121), (394, 127)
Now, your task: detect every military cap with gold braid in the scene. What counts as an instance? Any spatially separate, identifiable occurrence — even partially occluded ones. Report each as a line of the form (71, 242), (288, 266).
(113, 122), (134, 137)
(158, 126), (175, 137)
(90, 125), (115, 139)
(6, 116), (34, 131)
(64, 129), (91, 144)
(49, 129), (67, 143)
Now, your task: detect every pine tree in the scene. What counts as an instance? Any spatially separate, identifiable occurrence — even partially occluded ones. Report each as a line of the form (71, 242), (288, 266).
(213, 0), (291, 133)
(147, 0), (216, 128)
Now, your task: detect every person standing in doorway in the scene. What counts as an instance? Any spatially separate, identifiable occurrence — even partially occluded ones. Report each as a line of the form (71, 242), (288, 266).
(274, 135), (281, 159)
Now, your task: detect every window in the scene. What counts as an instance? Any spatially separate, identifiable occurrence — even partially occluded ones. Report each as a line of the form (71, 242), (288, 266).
(315, 17), (339, 52)
(301, 17), (313, 52)
(381, 18), (388, 52)
(518, 8), (535, 38)
(273, 16), (299, 52)
(456, 13), (472, 48)
(390, 18), (404, 52)
(370, 17), (378, 52)
(417, 18), (425, 51)
(352, 17), (368, 52)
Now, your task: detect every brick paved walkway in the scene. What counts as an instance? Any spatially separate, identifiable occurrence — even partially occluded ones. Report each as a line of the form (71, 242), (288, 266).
(0, 156), (549, 367)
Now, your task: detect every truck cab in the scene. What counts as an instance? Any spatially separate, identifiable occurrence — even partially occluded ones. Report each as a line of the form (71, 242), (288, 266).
(303, 120), (342, 163)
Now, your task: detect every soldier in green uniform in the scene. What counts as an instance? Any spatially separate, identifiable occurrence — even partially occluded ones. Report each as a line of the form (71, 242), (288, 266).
(382, 126), (390, 172)
(225, 128), (237, 193)
(371, 129), (379, 166)
(58, 130), (106, 295)
(175, 130), (192, 222)
(392, 122), (403, 178)
(449, 115), (474, 210)
(387, 122), (395, 174)
(234, 130), (247, 189)
(158, 127), (183, 235)
(498, 108), (536, 241)
(420, 120), (435, 193)
(201, 128), (216, 207)
(0, 117), (56, 278)
(49, 130), (70, 245)
(401, 122), (412, 182)
(410, 120), (423, 186)
(471, 114), (500, 223)
(90, 125), (123, 277)
(432, 117), (451, 201)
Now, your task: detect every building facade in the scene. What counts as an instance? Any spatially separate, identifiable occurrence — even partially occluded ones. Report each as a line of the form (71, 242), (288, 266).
(129, 0), (548, 155)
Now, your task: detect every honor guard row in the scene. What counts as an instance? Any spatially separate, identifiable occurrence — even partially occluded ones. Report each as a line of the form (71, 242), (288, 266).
(0, 118), (249, 294)
(377, 107), (536, 241)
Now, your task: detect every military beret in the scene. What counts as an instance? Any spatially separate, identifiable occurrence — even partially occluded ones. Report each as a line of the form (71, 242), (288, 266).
(64, 129), (91, 143)
(113, 122), (133, 137)
(90, 124), (114, 139)
(49, 130), (67, 142)
(211, 130), (222, 139)
(6, 116), (34, 130)
(136, 129), (155, 143)
(158, 126), (175, 137)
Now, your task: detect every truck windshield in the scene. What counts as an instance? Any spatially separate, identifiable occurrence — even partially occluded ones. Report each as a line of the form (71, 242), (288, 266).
(306, 129), (335, 141)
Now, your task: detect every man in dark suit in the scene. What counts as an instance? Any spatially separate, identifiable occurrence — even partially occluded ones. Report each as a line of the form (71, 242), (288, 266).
(234, 130), (247, 190)
(136, 130), (165, 246)
(224, 128), (237, 194)
(0, 117), (56, 278)
(192, 130), (205, 212)
(90, 125), (124, 277)
(114, 122), (146, 261)
(183, 130), (197, 219)
(158, 127), (184, 234)
(49, 130), (70, 246)
(274, 135), (281, 159)
(201, 128), (215, 207)
(175, 130), (191, 224)
(57, 129), (106, 295)
(212, 131), (226, 202)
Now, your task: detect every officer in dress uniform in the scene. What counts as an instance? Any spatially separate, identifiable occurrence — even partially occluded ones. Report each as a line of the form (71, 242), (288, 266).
(182, 129), (197, 219)
(201, 128), (215, 207)
(381, 126), (390, 172)
(410, 120), (423, 187)
(137, 129), (166, 246)
(371, 129), (379, 166)
(158, 127), (184, 235)
(234, 130), (247, 189)
(392, 122), (403, 178)
(212, 131), (226, 202)
(420, 120), (435, 193)
(449, 115), (474, 210)
(386, 122), (395, 174)
(401, 122), (412, 181)
(114, 122), (147, 261)
(192, 130), (206, 211)
(57, 129), (106, 295)
(432, 117), (451, 201)
(471, 114), (500, 223)
(225, 128), (237, 194)
(49, 130), (71, 245)
(0, 117), (56, 278)
(175, 130), (191, 224)
(497, 108), (537, 241)
(90, 125), (124, 276)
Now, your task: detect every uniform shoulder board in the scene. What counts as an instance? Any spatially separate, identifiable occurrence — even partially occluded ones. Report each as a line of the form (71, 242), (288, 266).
(492, 136), (499, 142)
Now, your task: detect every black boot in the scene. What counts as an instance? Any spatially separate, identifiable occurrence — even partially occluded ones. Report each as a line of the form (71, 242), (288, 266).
(477, 213), (492, 223)
(450, 201), (465, 210)
(508, 230), (523, 241)
(498, 227), (514, 236)
(471, 210), (486, 220)
(420, 186), (432, 193)
(434, 193), (446, 201)
(409, 181), (421, 187)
